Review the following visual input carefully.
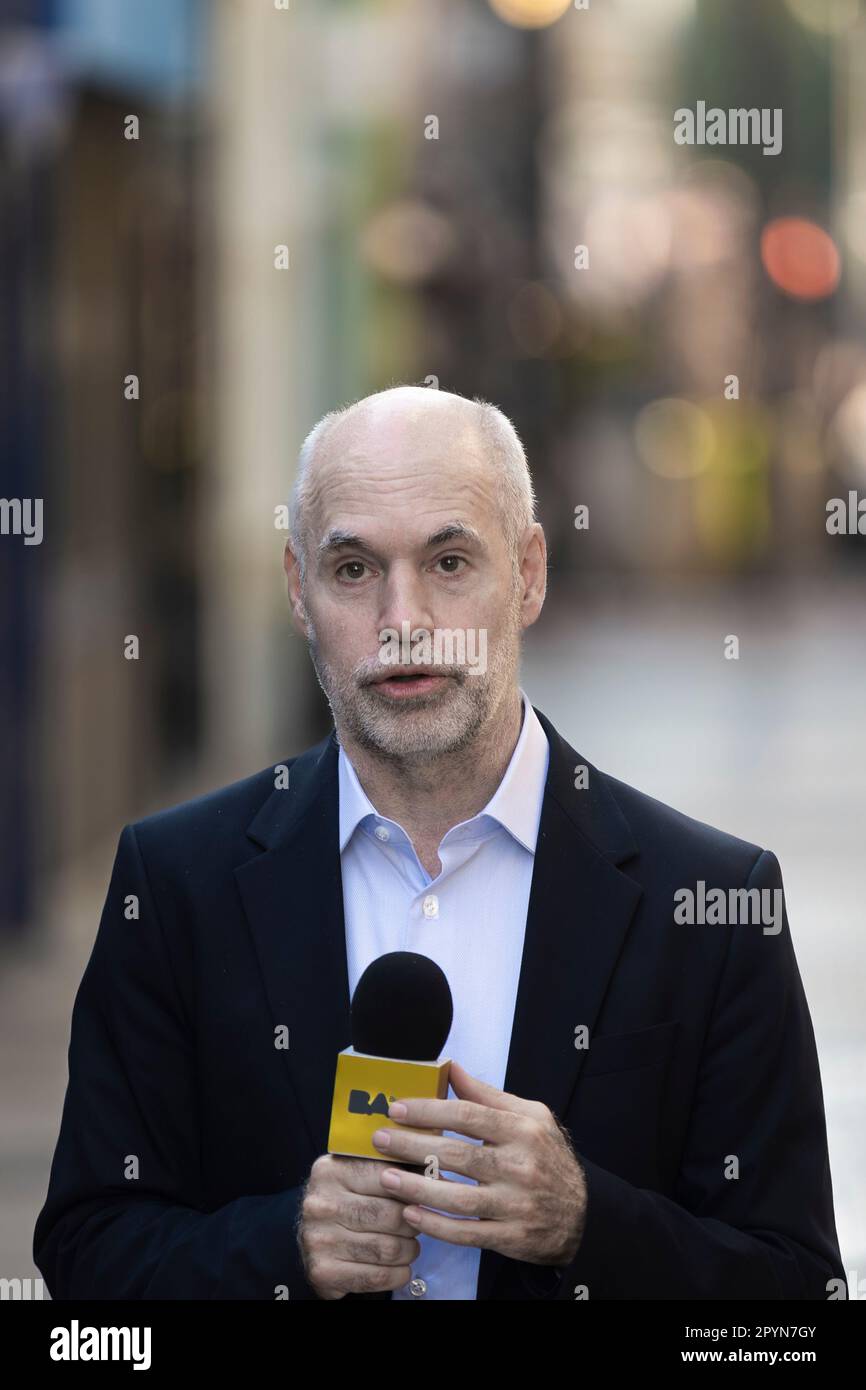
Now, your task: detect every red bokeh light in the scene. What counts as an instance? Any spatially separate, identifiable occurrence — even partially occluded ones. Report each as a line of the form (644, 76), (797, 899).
(760, 217), (841, 301)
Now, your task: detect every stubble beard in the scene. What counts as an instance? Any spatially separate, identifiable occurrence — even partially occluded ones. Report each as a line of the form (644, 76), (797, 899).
(303, 582), (524, 765)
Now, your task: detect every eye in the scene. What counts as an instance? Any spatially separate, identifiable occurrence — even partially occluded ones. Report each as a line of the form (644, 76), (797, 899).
(433, 554), (467, 575)
(336, 560), (370, 582)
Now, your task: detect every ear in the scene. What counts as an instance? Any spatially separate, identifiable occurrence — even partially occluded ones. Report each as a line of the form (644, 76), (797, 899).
(284, 542), (310, 637)
(518, 523), (547, 630)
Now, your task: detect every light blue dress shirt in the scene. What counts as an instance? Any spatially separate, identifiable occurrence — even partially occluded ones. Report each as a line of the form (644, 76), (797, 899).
(337, 688), (550, 1299)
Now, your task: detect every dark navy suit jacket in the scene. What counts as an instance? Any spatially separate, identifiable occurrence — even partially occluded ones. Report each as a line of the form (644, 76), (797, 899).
(34, 708), (846, 1299)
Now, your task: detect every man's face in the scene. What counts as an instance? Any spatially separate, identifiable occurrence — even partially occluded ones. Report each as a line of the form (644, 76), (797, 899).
(287, 403), (537, 760)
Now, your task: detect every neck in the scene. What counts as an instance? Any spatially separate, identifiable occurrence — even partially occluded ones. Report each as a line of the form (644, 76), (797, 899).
(338, 687), (524, 875)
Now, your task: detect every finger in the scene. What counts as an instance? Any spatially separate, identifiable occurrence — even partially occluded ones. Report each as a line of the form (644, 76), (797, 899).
(448, 1060), (544, 1118)
(336, 1191), (419, 1237)
(401, 1205), (501, 1248)
(332, 1155), (400, 1197)
(372, 1127), (490, 1178)
(326, 1261), (415, 1296)
(387, 1096), (514, 1142)
(338, 1231), (421, 1268)
(379, 1166), (496, 1219)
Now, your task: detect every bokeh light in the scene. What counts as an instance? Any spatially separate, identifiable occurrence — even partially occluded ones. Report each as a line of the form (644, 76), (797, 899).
(760, 217), (841, 301)
(582, 191), (672, 301)
(487, 0), (572, 30)
(360, 200), (456, 284)
(634, 398), (716, 479)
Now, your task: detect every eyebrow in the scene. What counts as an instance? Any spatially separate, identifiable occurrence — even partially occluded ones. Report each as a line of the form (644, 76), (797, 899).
(316, 530), (367, 560)
(316, 522), (486, 561)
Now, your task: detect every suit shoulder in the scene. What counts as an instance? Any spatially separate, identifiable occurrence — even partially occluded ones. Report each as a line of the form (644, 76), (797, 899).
(599, 769), (765, 880)
(127, 755), (298, 856)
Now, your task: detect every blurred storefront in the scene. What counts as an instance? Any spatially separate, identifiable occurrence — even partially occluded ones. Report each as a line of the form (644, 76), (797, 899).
(1, 0), (865, 922)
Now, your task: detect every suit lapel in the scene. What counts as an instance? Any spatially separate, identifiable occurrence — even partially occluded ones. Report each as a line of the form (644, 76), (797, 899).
(502, 708), (642, 1112)
(476, 708), (643, 1299)
(234, 732), (350, 1167)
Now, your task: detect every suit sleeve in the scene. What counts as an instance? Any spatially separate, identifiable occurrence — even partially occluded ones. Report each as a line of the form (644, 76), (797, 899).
(531, 848), (846, 1300)
(33, 823), (320, 1300)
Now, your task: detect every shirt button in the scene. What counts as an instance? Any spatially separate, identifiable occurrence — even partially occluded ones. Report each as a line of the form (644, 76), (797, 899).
(408, 1277), (427, 1297)
(374, 825), (390, 842)
(422, 894), (439, 919)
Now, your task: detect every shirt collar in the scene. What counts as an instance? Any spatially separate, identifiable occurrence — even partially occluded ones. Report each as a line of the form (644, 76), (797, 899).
(337, 688), (549, 855)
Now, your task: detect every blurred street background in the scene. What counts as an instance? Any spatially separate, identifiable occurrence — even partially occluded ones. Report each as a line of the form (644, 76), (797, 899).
(1, 0), (864, 1292)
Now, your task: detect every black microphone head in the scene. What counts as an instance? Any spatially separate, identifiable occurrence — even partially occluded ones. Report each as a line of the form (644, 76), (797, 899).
(351, 952), (453, 1061)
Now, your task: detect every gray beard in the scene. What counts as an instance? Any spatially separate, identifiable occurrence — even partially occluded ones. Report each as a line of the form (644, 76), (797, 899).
(305, 619), (521, 765)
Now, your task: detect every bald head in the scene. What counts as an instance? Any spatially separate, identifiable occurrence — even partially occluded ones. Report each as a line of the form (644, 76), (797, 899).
(290, 386), (536, 581)
(283, 384), (548, 762)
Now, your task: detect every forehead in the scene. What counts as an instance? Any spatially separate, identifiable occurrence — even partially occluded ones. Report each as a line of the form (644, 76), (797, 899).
(305, 408), (501, 539)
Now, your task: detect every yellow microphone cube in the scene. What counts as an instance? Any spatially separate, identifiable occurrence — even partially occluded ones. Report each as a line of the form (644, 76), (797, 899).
(328, 1047), (451, 1161)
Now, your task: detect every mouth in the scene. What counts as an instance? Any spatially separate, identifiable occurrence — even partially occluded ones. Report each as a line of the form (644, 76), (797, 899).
(368, 670), (451, 700)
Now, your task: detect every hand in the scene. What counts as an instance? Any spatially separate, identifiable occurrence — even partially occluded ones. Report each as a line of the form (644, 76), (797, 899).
(297, 1153), (421, 1299)
(371, 1060), (587, 1267)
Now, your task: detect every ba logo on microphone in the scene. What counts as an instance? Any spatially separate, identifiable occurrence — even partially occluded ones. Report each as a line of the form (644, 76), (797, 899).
(348, 1089), (395, 1118)
(329, 1038), (450, 1160)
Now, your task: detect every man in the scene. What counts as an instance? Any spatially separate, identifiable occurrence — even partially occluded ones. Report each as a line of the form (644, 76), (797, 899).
(34, 386), (844, 1300)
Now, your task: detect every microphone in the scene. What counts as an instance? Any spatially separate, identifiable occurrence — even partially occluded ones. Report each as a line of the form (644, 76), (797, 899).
(327, 952), (453, 1162)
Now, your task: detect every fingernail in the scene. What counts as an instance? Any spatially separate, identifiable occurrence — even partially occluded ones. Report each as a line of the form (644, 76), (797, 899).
(388, 1102), (408, 1119)
(372, 1129), (390, 1148)
(381, 1169), (401, 1190)
(404, 1207), (420, 1223)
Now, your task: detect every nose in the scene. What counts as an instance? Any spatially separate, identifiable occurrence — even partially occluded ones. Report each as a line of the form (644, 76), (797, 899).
(377, 559), (435, 637)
